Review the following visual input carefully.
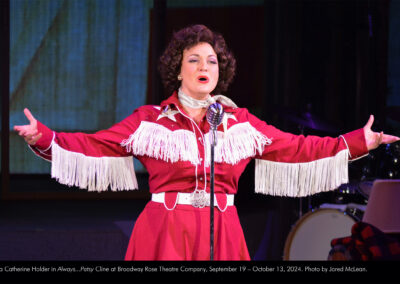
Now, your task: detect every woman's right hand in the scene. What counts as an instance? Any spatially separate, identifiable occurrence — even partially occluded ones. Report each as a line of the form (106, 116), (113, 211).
(13, 108), (42, 145)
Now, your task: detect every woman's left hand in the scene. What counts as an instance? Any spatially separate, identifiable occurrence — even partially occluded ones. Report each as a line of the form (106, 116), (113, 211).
(363, 115), (400, 151)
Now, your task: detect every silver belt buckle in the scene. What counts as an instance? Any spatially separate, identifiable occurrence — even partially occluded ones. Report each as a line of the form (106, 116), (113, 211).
(191, 190), (209, 208)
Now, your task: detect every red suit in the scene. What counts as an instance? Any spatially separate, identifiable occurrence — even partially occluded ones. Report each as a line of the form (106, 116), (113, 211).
(29, 92), (368, 260)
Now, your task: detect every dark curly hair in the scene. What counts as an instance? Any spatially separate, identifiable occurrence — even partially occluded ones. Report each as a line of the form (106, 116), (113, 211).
(158, 24), (236, 96)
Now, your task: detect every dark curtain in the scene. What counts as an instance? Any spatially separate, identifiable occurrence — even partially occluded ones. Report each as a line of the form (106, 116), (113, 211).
(264, 0), (389, 133)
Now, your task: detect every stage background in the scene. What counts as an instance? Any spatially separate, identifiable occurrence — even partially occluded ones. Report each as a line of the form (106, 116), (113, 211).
(1, 0), (399, 261)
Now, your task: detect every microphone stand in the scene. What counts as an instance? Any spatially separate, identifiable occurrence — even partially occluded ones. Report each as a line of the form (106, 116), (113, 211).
(210, 127), (216, 261)
(206, 102), (223, 261)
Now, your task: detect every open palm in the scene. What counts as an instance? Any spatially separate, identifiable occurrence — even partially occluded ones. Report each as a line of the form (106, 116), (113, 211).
(13, 108), (42, 145)
(363, 115), (400, 151)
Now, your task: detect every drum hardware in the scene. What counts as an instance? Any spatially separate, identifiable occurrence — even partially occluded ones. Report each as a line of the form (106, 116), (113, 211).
(344, 206), (364, 222)
(319, 203), (366, 220)
(333, 182), (368, 205)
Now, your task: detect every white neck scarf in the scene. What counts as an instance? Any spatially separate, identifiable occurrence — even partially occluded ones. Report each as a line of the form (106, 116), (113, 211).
(178, 88), (237, 109)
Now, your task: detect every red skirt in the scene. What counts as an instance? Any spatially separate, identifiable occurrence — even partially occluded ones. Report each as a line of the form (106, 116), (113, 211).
(124, 201), (251, 260)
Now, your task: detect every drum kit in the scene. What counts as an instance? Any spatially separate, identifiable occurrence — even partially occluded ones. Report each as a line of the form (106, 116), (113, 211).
(278, 107), (400, 260)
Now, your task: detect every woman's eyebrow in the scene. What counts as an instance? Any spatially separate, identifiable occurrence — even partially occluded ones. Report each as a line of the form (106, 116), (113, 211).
(187, 54), (217, 58)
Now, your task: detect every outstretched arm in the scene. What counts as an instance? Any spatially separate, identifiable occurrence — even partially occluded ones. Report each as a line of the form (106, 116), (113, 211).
(245, 109), (399, 197)
(13, 107), (143, 192)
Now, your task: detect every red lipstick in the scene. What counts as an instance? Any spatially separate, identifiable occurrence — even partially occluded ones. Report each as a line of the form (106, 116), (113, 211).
(197, 76), (209, 84)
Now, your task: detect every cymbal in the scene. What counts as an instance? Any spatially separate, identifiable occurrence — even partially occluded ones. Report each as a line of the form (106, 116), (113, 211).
(289, 112), (338, 133)
(272, 105), (338, 133)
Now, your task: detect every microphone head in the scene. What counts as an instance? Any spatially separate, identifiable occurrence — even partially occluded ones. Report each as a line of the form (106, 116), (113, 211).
(206, 103), (224, 129)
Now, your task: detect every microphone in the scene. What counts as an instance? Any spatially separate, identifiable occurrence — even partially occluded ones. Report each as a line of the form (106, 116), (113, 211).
(206, 102), (224, 128)
(206, 103), (224, 146)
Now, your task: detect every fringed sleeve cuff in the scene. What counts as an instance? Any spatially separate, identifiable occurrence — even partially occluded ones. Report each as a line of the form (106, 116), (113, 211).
(51, 142), (138, 192)
(29, 119), (139, 192)
(254, 149), (349, 197)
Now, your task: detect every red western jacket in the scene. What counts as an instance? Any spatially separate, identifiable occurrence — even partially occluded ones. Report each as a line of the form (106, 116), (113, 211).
(29, 92), (368, 200)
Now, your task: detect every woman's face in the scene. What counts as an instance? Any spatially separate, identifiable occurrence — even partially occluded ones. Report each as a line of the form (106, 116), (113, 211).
(179, 42), (219, 99)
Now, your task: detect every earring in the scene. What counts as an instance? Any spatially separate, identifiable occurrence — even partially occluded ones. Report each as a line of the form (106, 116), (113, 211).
(177, 74), (182, 80)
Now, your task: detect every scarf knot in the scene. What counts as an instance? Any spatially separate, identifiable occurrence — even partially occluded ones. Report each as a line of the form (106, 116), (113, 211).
(178, 88), (237, 109)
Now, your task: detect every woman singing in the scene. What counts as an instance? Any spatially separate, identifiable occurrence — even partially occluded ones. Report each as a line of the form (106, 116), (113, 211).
(14, 24), (399, 260)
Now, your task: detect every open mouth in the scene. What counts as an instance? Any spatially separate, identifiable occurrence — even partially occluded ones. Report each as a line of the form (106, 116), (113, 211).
(197, 76), (209, 83)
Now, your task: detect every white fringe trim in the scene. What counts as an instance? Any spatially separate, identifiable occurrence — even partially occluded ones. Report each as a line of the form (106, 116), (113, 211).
(51, 142), (138, 192)
(121, 121), (200, 165)
(255, 149), (349, 197)
(204, 122), (272, 165)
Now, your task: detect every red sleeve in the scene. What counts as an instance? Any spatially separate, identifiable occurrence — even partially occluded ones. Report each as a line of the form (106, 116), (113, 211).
(244, 110), (368, 163)
(240, 109), (369, 197)
(340, 128), (369, 161)
(29, 108), (148, 160)
(28, 107), (153, 192)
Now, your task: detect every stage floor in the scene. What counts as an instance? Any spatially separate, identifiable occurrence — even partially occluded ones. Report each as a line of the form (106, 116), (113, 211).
(0, 199), (147, 260)
(0, 196), (296, 261)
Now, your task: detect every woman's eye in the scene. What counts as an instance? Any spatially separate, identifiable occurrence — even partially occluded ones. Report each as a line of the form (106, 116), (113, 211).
(209, 60), (217, 64)
(188, 59), (198, 63)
